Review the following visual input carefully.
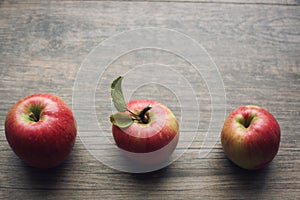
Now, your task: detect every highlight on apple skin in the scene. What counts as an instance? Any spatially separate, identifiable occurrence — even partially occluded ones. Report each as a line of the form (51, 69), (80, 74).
(221, 105), (281, 170)
(5, 93), (77, 169)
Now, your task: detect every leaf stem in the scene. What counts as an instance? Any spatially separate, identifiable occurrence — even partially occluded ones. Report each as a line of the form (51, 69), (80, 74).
(127, 109), (139, 117)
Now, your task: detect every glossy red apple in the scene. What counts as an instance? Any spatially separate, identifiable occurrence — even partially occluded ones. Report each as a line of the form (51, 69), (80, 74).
(5, 94), (77, 169)
(110, 77), (179, 165)
(221, 105), (281, 170)
(112, 99), (179, 149)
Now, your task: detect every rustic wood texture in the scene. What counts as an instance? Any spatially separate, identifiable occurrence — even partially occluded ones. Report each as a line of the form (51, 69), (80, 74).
(0, 0), (299, 199)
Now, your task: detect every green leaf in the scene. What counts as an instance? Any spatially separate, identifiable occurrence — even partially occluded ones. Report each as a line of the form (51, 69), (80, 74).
(111, 76), (128, 112)
(110, 113), (133, 128)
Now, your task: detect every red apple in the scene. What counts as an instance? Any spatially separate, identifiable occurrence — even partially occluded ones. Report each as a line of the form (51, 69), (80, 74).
(5, 94), (77, 169)
(111, 99), (179, 164)
(221, 105), (281, 170)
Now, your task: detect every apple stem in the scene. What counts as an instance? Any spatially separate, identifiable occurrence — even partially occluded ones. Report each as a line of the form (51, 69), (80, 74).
(127, 105), (152, 124)
(29, 112), (39, 122)
(244, 115), (254, 128)
(138, 105), (152, 124)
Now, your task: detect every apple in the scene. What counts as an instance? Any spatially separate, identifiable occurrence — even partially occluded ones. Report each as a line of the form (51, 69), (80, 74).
(5, 94), (77, 169)
(111, 100), (179, 165)
(221, 105), (281, 170)
(110, 77), (179, 165)
(112, 99), (179, 149)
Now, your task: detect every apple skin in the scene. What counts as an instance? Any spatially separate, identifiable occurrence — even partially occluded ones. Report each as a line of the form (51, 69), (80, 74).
(221, 105), (281, 170)
(5, 94), (77, 169)
(112, 100), (179, 164)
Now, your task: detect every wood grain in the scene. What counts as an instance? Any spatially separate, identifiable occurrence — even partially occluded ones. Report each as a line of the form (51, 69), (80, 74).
(0, 0), (299, 199)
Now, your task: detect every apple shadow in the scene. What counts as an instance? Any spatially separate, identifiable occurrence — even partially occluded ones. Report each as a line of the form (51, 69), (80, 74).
(222, 158), (272, 196)
(20, 158), (70, 191)
(126, 165), (173, 194)
(130, 166), (170, 180)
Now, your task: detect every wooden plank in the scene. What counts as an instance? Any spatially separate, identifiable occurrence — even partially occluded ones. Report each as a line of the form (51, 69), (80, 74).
(1, 0), (299, 6)
(118, 0), (300, 5)
(0, 1), (299, 199)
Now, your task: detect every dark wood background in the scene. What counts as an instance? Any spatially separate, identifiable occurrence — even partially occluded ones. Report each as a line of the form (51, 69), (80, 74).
(0, 0), (299, 199)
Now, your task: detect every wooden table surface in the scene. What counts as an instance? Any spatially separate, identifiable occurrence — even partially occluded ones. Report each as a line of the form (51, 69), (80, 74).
(0, 0), (299, 199)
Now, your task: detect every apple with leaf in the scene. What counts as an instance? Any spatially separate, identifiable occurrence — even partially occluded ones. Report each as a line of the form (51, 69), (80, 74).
(110, 76), (179, 164)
